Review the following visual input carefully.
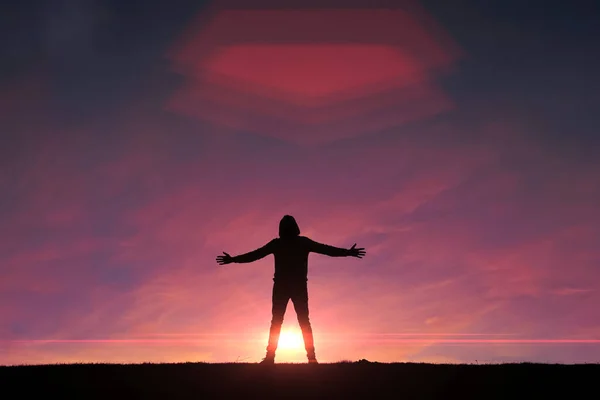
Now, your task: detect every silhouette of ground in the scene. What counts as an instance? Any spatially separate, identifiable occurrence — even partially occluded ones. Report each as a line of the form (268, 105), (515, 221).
(1, 360), (597, 399)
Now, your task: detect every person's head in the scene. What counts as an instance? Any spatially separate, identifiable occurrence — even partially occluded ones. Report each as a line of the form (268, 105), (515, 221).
(279, 215), (300, 239)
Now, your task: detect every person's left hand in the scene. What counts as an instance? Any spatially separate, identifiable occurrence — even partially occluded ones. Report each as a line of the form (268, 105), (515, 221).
(347, 244), (366, 258)
(216, 252), (234, 265)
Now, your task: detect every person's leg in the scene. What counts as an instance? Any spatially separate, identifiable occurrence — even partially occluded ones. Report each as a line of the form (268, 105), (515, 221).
(291, 282), (317, 362)
(264, 282), (290, 361)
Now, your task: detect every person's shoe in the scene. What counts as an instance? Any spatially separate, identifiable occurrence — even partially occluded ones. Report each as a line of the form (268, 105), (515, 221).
(259, 356), (275, 365)
(308, 358), (319, 365)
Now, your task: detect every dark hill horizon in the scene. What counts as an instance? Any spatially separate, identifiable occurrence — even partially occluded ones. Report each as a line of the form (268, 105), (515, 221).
(1, 360), (597, 399)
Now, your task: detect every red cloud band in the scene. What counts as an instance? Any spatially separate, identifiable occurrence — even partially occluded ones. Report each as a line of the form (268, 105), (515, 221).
(167, 5), (460, 145)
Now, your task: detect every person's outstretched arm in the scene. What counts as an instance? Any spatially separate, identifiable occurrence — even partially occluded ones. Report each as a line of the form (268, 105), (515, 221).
(216, 239), (276, 265)
(307, 238), (366, 258)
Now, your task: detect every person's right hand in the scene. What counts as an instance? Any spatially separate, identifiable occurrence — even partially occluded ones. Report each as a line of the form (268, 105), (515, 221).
(216, 252), (234, 265)
(347, 243), (366, 258)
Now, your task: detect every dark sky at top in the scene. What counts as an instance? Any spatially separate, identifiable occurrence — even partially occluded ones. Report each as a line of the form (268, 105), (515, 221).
(2, 0), (598, 140)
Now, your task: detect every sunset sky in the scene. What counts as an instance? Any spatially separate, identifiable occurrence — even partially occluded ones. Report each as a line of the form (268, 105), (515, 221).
(1, 0), (599, 365)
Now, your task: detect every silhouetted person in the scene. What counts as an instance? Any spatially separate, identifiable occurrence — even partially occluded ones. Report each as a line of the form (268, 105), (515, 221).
(216, 215), (366, 364)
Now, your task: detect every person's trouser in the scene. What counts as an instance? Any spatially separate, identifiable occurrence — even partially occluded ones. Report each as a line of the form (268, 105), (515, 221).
(265, 280), (316, 359)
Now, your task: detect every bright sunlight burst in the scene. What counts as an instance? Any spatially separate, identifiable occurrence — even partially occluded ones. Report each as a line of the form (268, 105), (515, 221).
(278, 329), (304, 350)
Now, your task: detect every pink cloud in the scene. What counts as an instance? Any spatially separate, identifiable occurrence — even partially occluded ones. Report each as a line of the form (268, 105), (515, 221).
(166, 5), (460, 145)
